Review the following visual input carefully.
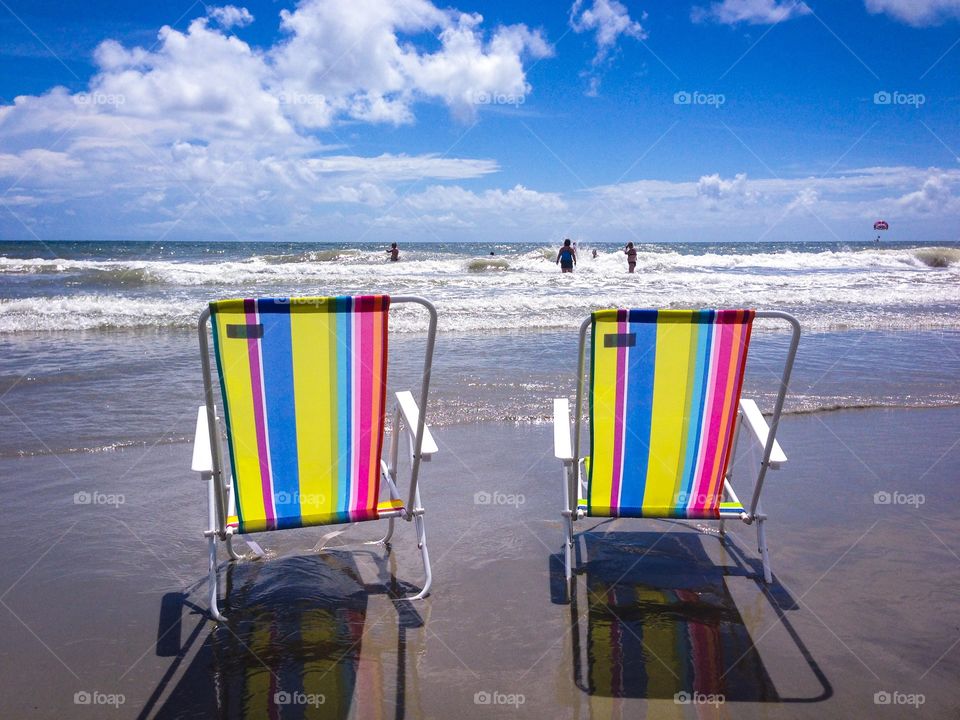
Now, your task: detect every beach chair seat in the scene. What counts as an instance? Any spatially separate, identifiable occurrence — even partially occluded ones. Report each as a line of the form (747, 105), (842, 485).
(192, 295), (438, 620)
(554, 309), (800, 585)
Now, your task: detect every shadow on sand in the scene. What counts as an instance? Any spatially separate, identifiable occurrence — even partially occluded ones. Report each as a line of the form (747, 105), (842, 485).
(550, 527), (832, 704)
(140, 549), (423, 719)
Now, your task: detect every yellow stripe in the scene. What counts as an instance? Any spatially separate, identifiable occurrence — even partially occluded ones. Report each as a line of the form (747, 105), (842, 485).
(639, 589), (684, 714)
(590, 606), (616, 694)
(213, 309), (266, 525)
(299, 609), (347, 719)
(244, 619), (273, 717)
(290, 305), (337, 518)
(590, 318), (618, 512)
(642, 311), (694, 511)
(325, 310), (340, 511)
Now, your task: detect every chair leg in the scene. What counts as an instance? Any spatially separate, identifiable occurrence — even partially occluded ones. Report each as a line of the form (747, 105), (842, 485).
(225, 536), (242, 561)
(366, 518), (395, 545)
(757, 515), (772, 584)
(406, 514), (432, 600)
(207, 536), (226, 621)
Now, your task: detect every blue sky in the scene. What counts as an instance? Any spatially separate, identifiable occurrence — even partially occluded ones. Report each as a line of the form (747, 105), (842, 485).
(0, 0), (958, 243)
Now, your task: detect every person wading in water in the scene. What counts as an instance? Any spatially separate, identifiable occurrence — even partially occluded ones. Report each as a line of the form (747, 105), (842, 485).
(556, 238), (577, 273)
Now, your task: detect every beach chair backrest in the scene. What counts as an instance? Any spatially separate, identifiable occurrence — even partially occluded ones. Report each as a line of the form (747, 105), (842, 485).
(208, 296), (390, 533)
(586, 309), (754, 519)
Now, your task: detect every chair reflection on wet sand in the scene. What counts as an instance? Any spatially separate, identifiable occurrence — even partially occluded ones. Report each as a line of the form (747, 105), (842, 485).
(144, 550), (424, 720)
(552, 529), (831, 708)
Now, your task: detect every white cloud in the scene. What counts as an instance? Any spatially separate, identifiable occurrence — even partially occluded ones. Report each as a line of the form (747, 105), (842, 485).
(864, 0), (960, 26)
(404, 184), (567, 212)
(897, 171), (957, 213)
(272, 0), (551, 126)
(785, 187), (819, 213)
(570, 0), (647, 63)
(692, 0), (811, 25)
(304, 154), (498, 181)
(0, 0), (551, 239)
(581, 167), (960, 238)
(207, 5), (255, 29)
(697, 173), (759, 210)
(569, 0), (646, 95)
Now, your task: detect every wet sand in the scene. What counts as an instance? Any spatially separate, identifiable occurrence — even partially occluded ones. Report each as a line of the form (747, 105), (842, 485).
(1, 407), (958, 718)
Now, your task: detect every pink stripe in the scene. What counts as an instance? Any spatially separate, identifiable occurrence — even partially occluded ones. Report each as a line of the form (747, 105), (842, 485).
(710, 312), (751, 509)
(689, 321), (730, 512)
(688, 618), (722, 694)
(609, 311), (627, 513)
(348, 310), (359, 516)
(245, 300), (275, 528)
(354, 306), (375, 516)
(688, 333), (718, 511)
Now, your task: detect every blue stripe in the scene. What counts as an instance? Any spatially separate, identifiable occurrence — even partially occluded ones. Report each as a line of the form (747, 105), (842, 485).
(617, 312), (657, 511)
(257, 299), (301, 530)
(336, 296), (352, 514)
(676, 311), (713, 514)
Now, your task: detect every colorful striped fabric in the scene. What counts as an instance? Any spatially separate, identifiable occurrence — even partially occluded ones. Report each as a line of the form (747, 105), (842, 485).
(210, 296), (393, 533)
(587, 309), (755, 519)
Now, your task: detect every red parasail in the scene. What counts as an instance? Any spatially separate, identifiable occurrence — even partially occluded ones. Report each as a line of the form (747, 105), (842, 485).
(873, 220), (889, 231)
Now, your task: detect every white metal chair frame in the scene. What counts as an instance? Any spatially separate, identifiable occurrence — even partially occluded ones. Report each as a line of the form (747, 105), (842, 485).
(554, 310), (801, 585)
(191, 296), (439, 621)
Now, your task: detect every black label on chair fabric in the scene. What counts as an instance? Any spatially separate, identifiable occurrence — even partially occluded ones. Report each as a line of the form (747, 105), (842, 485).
(604, 333), (636, 348)
(226, 324), (264, 339)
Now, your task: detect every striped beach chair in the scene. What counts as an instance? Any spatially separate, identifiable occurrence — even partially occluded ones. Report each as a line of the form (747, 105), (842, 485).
(192, 295), (438, 620)
(554, 309), (800, 584)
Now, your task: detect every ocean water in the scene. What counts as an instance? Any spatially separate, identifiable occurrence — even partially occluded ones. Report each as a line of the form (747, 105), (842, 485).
(1, 239), (958, 457)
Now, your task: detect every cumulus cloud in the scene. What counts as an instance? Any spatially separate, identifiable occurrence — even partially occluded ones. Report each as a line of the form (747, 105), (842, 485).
(404, 184), (567, 213)
(692, 0), (811, 25)
(272, 0), (551, 126)
(696, 172), (757, 208)
(897, 171), (957, 213)
(864, 0), (960, 26)
(207, 5), (254, 29)
(0, 0), (551, 239)
(569, 0), (646, 95)
(584, 166), (960, 238)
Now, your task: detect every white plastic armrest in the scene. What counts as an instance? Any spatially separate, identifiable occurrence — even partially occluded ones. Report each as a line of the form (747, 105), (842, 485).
(553, 398), (573, 462)
(396, 391), (439, 458)
(191, 406), (214, 473)
(739, 398), (787, 468)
